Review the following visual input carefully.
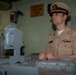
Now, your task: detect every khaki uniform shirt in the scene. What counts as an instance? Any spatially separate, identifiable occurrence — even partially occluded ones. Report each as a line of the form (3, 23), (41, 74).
(45, 26), (76, 56)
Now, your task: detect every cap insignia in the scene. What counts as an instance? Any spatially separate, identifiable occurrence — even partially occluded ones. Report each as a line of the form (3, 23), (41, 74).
(52, 4), (57, 10)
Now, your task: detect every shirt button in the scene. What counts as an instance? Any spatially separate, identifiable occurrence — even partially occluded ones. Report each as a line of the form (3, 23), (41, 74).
(65, 45), (66, 47)
(57, 44), (59, 46)
(58, 37), (59, 39)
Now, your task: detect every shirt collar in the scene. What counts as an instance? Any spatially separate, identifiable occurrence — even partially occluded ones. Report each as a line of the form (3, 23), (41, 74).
(54, 26), (71, 35)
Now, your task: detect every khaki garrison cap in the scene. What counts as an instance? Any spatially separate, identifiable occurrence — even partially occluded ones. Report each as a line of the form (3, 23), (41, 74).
(50, 2), (71, 16)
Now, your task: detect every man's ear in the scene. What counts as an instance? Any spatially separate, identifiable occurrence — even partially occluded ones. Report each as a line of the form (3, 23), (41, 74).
(63, 14), (67, 20)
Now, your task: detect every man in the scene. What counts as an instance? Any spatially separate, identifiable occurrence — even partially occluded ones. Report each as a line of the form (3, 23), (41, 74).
(38, 2), (76, 60)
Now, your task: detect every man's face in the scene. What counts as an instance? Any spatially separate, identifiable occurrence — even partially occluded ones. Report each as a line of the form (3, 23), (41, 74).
(51, 13), (67, 26)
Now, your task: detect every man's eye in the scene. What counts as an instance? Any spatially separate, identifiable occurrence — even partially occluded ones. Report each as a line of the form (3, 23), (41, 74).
(52, 13), (58, 16)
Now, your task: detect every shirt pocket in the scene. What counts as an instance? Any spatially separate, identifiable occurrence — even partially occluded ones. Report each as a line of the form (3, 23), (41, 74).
(62, 42), (72, 52)
(64, 42), (72, 47)
(49, 41), (55, 49)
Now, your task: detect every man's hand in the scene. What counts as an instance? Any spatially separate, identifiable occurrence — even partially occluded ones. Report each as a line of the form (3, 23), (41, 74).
(46, 52), (56, 59)
(38, 52), (46, 60)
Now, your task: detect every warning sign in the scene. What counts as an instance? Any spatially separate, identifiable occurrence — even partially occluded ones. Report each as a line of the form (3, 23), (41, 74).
(30, 4), (44, 17)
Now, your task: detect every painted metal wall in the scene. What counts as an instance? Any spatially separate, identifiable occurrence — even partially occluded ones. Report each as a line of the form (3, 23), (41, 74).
(7, 0), (76, 55)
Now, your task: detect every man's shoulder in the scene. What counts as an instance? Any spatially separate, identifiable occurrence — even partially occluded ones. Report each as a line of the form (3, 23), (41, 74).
(66, 26), (76, 32)
(69, 26), (76, 32)
(67, 26), (76, 37)
(49, 31), (56, 37)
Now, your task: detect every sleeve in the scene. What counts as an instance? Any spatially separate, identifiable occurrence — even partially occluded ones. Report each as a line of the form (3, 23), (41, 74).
(44, 34), (52, 53)
(72, 31), (76, 55)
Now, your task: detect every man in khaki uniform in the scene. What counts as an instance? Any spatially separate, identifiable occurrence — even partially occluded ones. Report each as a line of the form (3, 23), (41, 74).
(39, 2), (76, 60)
